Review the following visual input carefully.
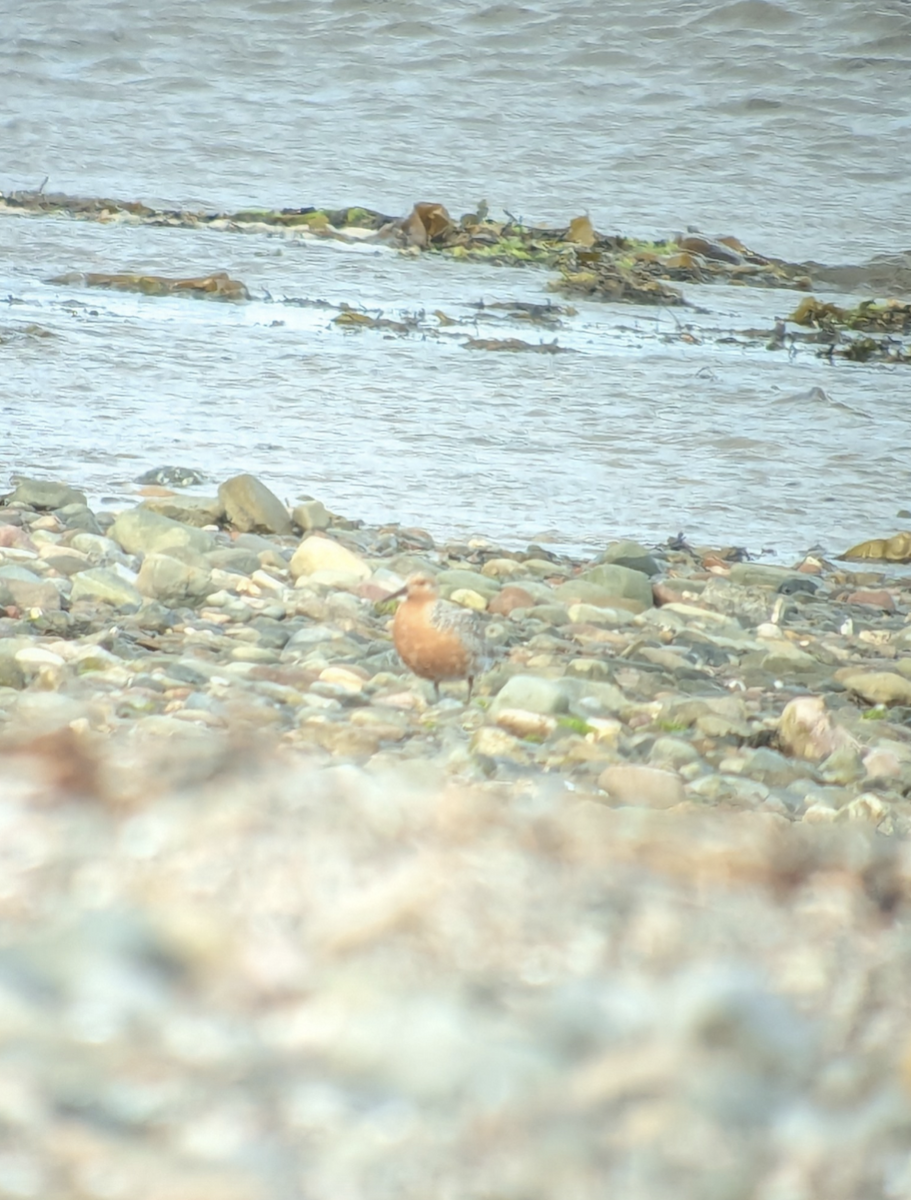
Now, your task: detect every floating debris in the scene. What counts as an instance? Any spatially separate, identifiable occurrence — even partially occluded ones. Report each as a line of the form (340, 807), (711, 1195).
(0, 322), (56, 344)
(462, 336), (572, 353)
(4, 189), (906, 315)
(48, 270), (250, 301)
(790, 296), (911, 333)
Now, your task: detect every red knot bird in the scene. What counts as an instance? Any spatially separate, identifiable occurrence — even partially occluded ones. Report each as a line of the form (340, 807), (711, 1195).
(390, 572), (486, 701)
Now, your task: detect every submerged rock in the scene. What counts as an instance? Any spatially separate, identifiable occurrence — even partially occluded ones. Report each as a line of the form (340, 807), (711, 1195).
(135, 465), (207, 487)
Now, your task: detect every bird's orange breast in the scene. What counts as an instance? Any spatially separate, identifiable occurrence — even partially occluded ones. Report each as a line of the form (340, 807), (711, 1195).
(393, 602), (475, 682)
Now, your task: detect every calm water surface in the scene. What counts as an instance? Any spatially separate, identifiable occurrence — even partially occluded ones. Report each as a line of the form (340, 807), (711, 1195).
(2, 0), (911, 558)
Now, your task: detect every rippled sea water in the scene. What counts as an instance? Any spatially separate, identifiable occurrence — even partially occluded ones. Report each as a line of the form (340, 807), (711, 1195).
(3, 0), (911, 558)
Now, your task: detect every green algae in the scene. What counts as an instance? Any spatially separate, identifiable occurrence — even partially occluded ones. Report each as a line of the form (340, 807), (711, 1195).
(787, 297), (911, 365)
(556, 715), (596, 736)
(4, 187), (901, 314)
(344, 207), (376, 226)
(790, 296), (911, 333)
(862, 707), (890, 721)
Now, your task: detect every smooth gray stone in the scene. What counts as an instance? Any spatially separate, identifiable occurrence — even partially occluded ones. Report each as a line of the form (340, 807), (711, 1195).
(110, 508), (216, 558)
(218, 474), (292, 535)
(6, 478), (87, 510)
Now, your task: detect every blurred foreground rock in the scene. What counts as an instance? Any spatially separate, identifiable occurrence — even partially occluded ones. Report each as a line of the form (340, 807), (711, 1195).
(1, 744), (911, 1200)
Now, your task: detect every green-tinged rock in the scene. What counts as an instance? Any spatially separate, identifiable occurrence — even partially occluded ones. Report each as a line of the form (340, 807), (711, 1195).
(14, 646), (66, 687)
(596, 540), (661, 576)
(56, 504), (102, 534)
(564, 658), (614, 682)
(291, 499), (332, 532)
(566, 678), (628, 716)
(449, 588), (489, 611)
(489, 675), (569, 716)
(757, 641), (820, 676)
(597, 539), (652, 562)
(218, 474), (292, 535)
(578, 563), (654, 609)
(728, 563), (809, 589)
(524, 603), (570, 625)
(695, 711), (751, 739)
(555, 579), (631, 608)
(480, 558), (529, 580)
(5, 478), (87, 510)
(0, 565), (42, 583)
(649, 736), (703, 769)
(69, 532), (123, 562)
(40, 551), (91, 577)
(436, 569), (501, 599)
(0, 576), (62, 611)
(0, 639), (31, 689)
(837, 670), (911, 707)
(71, 645), (122, 674)
(69, 568), (143, 609)
(205, 548), (262, 576)
(566, 602), (635, 626)
(737, 747), (812, 788)
(139, 495), (226, 528)
(136, 553), (215, 605)
(110, 508), (216, 557)
(653, 576), (707, 598)
(820, 745), (865, 785)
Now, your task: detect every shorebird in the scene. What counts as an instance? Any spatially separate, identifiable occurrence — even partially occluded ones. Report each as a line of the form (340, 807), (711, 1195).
(390, 572), (486, 701)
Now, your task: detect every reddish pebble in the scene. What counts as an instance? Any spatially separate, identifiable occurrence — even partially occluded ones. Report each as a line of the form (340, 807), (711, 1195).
(845, 589), (895, 612)
(652, 582), (680, 606)
(488, 586), (536, 616)
(136, 484), (177, 497)
(356, 582), (397, 603)
(700, 554), (730, 573)
(0, 525), (37, 551)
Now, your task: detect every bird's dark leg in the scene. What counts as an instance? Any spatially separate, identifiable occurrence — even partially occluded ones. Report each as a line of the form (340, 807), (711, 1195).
(433, 680), (440, 702)
(466, 676), (474, 702)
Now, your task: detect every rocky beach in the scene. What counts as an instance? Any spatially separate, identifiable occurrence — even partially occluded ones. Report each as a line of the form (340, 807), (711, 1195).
(6, 0), (911, 1191)
(3, 471), (911, 1197)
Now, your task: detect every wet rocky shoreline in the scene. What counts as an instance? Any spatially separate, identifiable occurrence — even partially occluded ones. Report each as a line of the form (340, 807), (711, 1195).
(3, 470), (911, 829)
(4, 471), (911, 1199)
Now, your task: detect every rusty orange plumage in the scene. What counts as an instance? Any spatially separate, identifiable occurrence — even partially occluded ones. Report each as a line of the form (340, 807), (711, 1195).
(391, 572), (486, 701)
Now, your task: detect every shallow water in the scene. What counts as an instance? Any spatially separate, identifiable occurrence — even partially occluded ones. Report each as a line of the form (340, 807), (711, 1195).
(2, 0), (911, 560)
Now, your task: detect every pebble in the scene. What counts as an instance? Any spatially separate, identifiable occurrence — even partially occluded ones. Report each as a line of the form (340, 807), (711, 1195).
(289, 536), (371, 580)
(598, 763), (686, 809)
